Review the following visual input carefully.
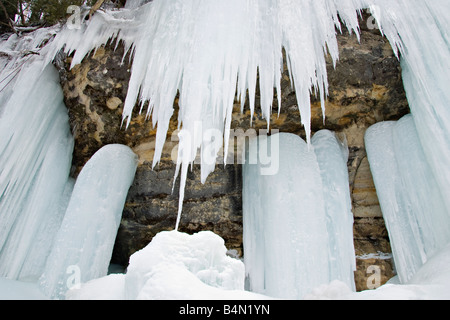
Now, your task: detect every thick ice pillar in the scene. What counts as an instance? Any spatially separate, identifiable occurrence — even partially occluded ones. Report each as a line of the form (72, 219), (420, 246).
(39, 145), (138, 299)
(370, 0), (450, 214)
(312, 130), (356, 291)
(243, 132), (355, 299)
(365, 115), (450, 283)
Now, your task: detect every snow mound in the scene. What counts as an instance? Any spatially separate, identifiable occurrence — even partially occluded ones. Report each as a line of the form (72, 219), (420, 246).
(67, 231), (271, 300)
(305, 244), (450, 300)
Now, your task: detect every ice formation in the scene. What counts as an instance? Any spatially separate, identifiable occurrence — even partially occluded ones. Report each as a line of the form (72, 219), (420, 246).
(42, 0), (450, 233)
(365, 115), (450, 284)
(311, 130), (356, 290)
(39, 145), (137, 299)
(66, 231), (271, 300)
(0, 54), (74, 281)
(44, 0), (363, 222)
(363, 0), (450, 215)
(243, 132), (355, 299)
(0, 30), (138, 298)
(305, 244), (450, 300)
(0, 0), (449, 301)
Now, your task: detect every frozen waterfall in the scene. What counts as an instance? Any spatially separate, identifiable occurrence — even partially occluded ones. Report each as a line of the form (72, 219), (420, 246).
(39, 145), (137, 299)
(45, 0), (363, 219)
(0, 30), (137, 299)
(0, 0), (449, 300)
(0, 60), (74, 281)
(43, 0), (450, 235)
(365, 115), (450, 284)
(243, 132), (355, 299)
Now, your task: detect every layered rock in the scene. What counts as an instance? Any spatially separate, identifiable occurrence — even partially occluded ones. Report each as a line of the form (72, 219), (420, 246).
(58, 15), (407, 292)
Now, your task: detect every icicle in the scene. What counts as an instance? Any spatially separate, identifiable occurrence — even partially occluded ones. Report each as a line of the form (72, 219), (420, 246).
(0, 60), (74, 281)
(40, 0), (450, 234)
(43, 0), (363, 226)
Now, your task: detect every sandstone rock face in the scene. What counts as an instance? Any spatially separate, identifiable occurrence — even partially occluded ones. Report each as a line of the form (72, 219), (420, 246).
(113, 162), (244, 265)
(59, 16), (406, 292)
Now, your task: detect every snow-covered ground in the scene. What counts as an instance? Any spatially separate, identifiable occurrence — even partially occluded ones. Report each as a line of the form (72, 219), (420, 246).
(1, 231), (449, 300)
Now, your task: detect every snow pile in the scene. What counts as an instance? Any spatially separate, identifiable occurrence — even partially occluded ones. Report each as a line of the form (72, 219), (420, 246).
(305, 244), (450, 300)
(66, 231), (271, 300)
(39, 145), (138, 299)
(243, 132), (355, 299)
(2, 229), (450, 300)
(365, 115), (450, 283)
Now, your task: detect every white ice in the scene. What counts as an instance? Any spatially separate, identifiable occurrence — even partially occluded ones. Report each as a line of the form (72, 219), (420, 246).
(359, 0), (450, 215)
(305, 243), (450, 300)
(1, 0), (450, 301)
(312, 130), (356, 291)
(39, 144), (138, 299)
(39, 1), (450, 240)
(124, 0), (152, 10)
(365, 115), (450, 284)
(243, 132), (355, 299)
(38, 0), (450, 235)
(44, 0), (363, 221)
(0, 60), (74, 281)
(0, 277), (49, 300)
(65, 230), (450, 300)
(66, 230), (272, 300)
(2, 229), (450, 300)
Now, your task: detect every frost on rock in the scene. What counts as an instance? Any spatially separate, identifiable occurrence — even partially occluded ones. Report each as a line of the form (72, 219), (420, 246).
(365, 115), (450, 284)
(243, 132), (355, 299)
(39, 145), (138, 300)
(0, 60), (74, 281)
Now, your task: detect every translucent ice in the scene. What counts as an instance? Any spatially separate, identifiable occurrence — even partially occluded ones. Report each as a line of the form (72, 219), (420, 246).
(0, 26), (61, 114)
(0, 61), (74, 281)
(365, 115), (450, 283)
(361, 0), (450, 215)
(124, 0), (152, 9)
(44, 0), (362, 219)
(312, 130), (356, 291)
(38, 1), (450, 231)
(39, 145), (137, 299)
(243, 132), (355, 299)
